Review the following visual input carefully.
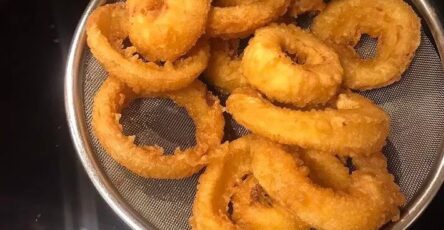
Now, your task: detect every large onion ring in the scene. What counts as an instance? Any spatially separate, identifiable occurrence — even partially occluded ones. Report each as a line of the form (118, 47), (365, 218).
(226, 87), (389, 155)
(126, 0), (210, 61)
(86, 3), (210, 93)
(242, 24), (343, 106)
(311, 0), (421, 90)
(92, 77), (224, 179)
(203, 39), (247, 93)
(208, 0), (291, 39)
(252, 144), (405, 230)
(191, 135), (307, 229)
(288, 0), (326, 18)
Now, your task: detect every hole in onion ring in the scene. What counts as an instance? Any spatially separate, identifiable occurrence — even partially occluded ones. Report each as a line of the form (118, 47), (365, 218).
(120, 98), (197, 155)
(354, 34), (378, 60)
(285, 51), (307, 65)
(344, 157), (357, 174)
(295, 11), (322, 29)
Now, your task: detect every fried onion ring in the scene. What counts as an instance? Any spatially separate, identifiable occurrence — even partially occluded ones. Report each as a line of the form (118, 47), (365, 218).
(288, 0), (326, 18)
(208, 0), (291, 39)
(242, 24), (343, 106)
(311, 0), (421, 90)
(92, 77), (224, 179)
(252, 145), (405, 230)
(86, 3), (210, 93)
(126, 0), (210, 61)
(226, 87), (389, 155)
(203, 39), (247, 93)
(190, 135), (307, 229)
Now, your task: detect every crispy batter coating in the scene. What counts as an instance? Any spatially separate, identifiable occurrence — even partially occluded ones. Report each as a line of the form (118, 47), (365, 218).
(311, 0), (421, 90)
(226, 88), (389, 155)
(92, 78), (224, 179)
(208, 0), (291, 39)
(203, 39), (247, 93)
(127, 0), (210, 61)
(252, 142), (405, 230)
(242, 24), (343, 106)
(191, 135), (305, 229)
(231, 176), (310, 230)
(86, 3), (210, 93)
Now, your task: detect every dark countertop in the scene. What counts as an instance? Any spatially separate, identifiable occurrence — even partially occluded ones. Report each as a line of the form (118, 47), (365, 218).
(0, 0), (443, 229)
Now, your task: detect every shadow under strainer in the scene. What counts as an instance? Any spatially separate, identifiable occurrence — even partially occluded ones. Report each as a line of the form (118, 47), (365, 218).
(120, 98), (197, 155)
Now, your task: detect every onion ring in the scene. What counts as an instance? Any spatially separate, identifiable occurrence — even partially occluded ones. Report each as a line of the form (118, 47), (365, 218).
(86, 3), (210, 93)
(208, 0), (291, 39)
(252, 145), (405, 230)
(92, 77), (224, 179)
(311, 0), (421, 90)
(288, 0), (326, 18)
(126, 0), (210, 61)
(242, 24), (343, 106)
(191, 135), (307, 229)
(226, 87), (389, 155)
(203, 39), (247, 93)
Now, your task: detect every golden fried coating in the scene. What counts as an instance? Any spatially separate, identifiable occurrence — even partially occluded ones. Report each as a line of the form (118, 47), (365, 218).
(312, 0), (421, 90)
(242, 24), (343, 107)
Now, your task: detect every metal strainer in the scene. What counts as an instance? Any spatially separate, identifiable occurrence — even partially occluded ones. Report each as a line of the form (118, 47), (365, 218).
(65, 0), (444, 229)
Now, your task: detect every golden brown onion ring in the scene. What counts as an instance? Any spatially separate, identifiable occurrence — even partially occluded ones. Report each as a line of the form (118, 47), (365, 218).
(208, 0), (291, 39)
(242, 24), (343, 107)
(252, 144), (405, 230)
(311, 0), (421, 90)
(86, 3), (209, 93)
(126, 0), (210, 61)
(226, 87), (389, 155)
(203, 39), (247, 93)
(191, 135), (307, 229)
(92, 77), (224, 179)
(288, 0), (325, 18)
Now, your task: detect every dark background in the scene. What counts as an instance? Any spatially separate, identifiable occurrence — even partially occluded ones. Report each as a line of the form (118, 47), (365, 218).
(0, 0), (443, 229)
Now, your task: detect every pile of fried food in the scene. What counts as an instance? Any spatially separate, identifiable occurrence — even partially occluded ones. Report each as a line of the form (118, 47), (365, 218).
(86, 0), (421, 229)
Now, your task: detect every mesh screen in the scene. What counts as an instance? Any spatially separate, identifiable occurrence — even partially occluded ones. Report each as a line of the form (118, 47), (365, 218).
(80, 9), (444, 230)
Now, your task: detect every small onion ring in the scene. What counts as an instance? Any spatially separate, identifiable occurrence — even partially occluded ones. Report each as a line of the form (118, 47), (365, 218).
(288, 0), (326, 18)
(86, 3), (210, 93)
(208, 0), (291, 39)
(92, 77), (224, 179)
(252, 145), (405, 230)
(242, 24), (343, 107)
(311, 0), (421, 90)
(226, 87), (389, 155)
(203, 39), (248, 93)
(127, 0), (210, 61)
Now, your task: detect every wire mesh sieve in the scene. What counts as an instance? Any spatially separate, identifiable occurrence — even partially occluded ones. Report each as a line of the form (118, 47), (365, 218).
(66, 0), (444, 229)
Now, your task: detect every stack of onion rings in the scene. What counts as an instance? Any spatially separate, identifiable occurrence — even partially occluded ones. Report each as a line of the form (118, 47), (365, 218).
(126, 0), (210, 61)
(311, 0), (421, 90)
(83, 0), (415, 227)
(208, 0), (291, 38)
(252, 144), (405, 230)
(86, 3), (210, 93)
(241, 24), (343, 107)
(92, 77), (224, 179)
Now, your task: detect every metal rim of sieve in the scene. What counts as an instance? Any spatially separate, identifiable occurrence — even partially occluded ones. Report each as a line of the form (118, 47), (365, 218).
(65, 1), (444, 229)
